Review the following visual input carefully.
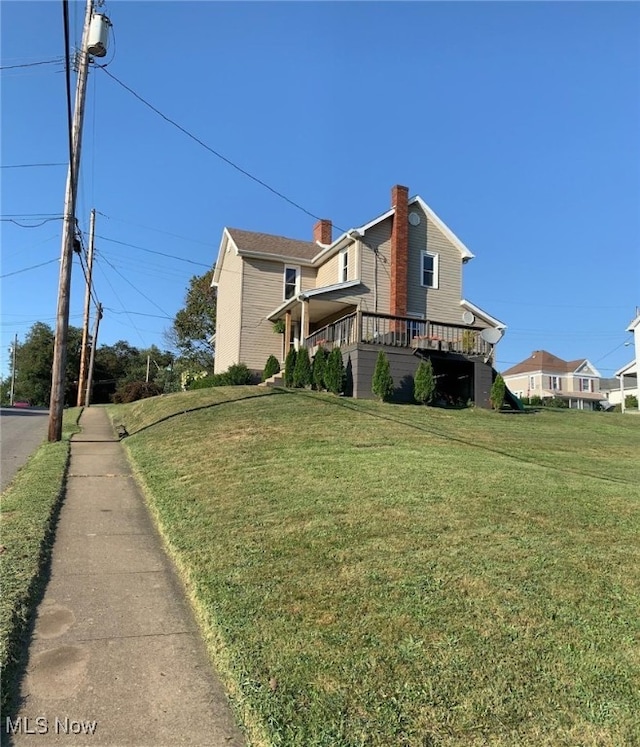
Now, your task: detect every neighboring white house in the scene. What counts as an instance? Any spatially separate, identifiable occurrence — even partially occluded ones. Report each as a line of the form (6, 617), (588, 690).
(607, 311), (640, 412)
(502, 350), (607, 410)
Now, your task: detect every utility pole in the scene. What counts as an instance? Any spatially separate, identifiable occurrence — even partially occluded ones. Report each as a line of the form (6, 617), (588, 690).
(48, 0), (94, 441)
(10, 333), (17, 406)
(77, 208), (96, 406)
(146, 354), (151, 384)
(85, 303), (103, 408)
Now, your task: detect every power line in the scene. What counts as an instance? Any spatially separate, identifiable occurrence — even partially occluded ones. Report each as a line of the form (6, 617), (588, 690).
(98, 255), (173, 319)
(0, 58), (64, 71)
(105, 309), (172, 320)
(1, 163), (67, 169)
(93, 261), (147, 347)
(62, 0), (77, 220)
(93, 233), (210, 267)
(76, 250), (100, 309)
(98, 67), (347, 231)
(0, 258), (59, 278)
(0, 217), (64, 228)
(96, 210), (213, 247)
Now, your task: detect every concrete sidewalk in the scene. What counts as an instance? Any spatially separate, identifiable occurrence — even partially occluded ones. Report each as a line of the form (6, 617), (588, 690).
(7, 407), (246, 746)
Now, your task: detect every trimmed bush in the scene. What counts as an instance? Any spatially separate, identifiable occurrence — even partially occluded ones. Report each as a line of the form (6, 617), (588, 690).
(284, 348), (297, 388)
(372, 351), (394, 402)
(224, 363), (253, 385)
(293, 347), (312, 388)
(186, 363), (253, 390)
(543, 396), (568, 409)
(262, 355), (281, 382)
(625, 394), (638, 409)
(490, 374), (506, 410)
(112, 381), (163, 404)
(312, 347), (327, 391)
(324, 348), (345, 395)
(188, 374), (222, 390)
(414, 359), (436, 405)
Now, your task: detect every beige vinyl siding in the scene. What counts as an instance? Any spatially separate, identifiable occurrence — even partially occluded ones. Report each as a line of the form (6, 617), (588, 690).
(239, 258), (288, 370)
(214, 246), (243, 374)
(503, 374), (535, 395)
(300, 265), (316, 292)
(407, 206), (463, 325)
(359, 219), (392, 314)
(315, 244), (360, 289)
(316, 254), (340, 287)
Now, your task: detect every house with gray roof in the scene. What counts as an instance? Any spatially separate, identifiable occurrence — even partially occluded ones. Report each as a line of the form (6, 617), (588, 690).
(211, 184), (506, 407)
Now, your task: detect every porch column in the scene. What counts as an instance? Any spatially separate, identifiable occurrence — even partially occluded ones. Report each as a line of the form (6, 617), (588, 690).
(300, 299), (309, 345)
(284, 311), (292, 360)
(619, 374), (625, 413)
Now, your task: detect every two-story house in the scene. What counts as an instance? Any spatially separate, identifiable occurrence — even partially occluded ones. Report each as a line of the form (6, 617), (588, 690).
(502, 350), (605, 410)
(211, 184), (506, 407)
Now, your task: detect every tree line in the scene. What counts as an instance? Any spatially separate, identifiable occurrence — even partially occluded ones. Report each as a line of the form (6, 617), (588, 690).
(1, 270), (216, 407)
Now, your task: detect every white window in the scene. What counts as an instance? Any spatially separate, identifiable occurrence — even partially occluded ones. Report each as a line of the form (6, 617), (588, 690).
(284, 265), (300, 300)
(529, 376), (535, 390)
(339, 249), (349, 283)
(421, 251), (439, 289)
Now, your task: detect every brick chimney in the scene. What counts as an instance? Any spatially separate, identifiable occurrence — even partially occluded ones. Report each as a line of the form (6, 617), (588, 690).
(390, 184), (409, 317)
(313, 219), (332, 245)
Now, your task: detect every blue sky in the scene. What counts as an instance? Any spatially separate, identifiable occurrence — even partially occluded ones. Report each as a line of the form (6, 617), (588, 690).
(2, 1), (639, 381)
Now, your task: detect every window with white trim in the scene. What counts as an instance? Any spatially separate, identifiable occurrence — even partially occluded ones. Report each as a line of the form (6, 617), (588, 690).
(421, 251), (439, 289)
(284, 265), (300, 300)
(529, 376), (535, 390)
(339, 249), (349, 283)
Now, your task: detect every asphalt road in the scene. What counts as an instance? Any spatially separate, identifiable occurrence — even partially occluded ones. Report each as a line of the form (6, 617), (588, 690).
(0, 407), (49, 492)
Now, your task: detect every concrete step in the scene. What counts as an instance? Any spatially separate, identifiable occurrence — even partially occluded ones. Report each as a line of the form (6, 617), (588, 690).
(258, 372), (285, 387)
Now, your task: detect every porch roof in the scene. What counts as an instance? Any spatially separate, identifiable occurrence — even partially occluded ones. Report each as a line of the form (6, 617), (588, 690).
(267, 280), (361, 323)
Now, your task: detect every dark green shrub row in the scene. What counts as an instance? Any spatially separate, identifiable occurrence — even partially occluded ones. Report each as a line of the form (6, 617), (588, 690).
(279, 347), (345, 394)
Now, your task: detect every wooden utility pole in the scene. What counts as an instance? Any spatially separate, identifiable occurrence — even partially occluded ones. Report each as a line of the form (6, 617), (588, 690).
(77, 208), (96, 406)
(10, 333), (17, 406)
(85, 303), (103, 408)
(48, 0), (94, 440)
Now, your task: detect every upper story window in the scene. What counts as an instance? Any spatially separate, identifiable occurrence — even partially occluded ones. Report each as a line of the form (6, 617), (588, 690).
(284, 265), (300, 300)
(339, 249), (349, 283)
(529, 375), (535, 390)
(549, 376), (562, 391)
(421, 251), (439, 289)
(578, 377), (593, 392)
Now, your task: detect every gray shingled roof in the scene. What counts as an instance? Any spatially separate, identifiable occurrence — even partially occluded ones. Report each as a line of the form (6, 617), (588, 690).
(227, 227), (319, 261)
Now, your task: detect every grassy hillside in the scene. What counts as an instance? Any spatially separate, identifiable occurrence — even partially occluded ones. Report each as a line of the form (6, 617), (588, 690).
(110, 388), (640, 746)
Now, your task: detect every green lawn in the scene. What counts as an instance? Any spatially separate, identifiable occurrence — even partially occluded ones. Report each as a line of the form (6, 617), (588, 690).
(109, 388), (640, 746)
(0, 408), (81, 713)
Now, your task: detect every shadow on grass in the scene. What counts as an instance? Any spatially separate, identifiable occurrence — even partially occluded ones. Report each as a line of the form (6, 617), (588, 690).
(289, 390), (633, 487)
(119, 389), (289, 439)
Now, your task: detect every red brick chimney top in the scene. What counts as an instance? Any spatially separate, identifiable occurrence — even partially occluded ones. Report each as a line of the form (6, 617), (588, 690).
(313, 219), (332, 245)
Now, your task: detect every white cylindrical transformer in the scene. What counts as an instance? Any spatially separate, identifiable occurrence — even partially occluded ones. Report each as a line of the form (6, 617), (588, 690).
(87, 14), (111, 57)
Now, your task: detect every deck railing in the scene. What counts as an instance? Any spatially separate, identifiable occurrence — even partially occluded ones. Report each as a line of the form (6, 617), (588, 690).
(304, 312), (491, 357)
